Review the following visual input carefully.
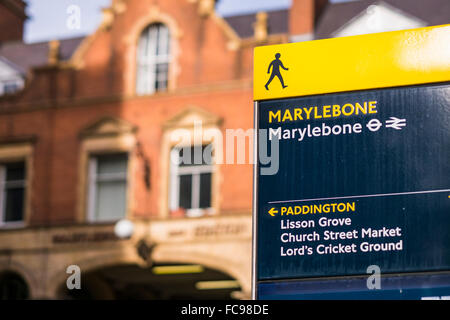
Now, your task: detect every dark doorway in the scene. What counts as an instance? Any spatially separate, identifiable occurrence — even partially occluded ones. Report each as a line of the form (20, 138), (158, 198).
(59, 263), (241, 300)
(0, 271), (30, 300)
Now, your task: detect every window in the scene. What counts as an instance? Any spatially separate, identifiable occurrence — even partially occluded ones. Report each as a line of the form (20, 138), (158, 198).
(0, 162), (26, 225)
(87, 153), (128, 222)
(136, 23), (171, 95)
(3, 82), (19, 94)
(170, 145), (213, 218)
(0, 79), (23, 96)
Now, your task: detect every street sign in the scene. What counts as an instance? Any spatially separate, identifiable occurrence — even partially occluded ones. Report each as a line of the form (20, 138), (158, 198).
(258, 274), (450, 300)
(252, 25), (450, 300)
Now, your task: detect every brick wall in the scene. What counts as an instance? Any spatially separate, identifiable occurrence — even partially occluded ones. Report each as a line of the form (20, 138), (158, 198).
(0, 0), (316, 225)
(0, 0), (26, 42)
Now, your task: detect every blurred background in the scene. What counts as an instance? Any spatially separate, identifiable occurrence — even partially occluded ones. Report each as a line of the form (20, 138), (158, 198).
(0, 0), (448, 300)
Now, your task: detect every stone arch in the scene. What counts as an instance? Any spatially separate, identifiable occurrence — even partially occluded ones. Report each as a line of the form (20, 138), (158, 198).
(0, 261), (37, 299)
(124, 6), (182, 95)
(48, 241), (250, 299)
(47, 251), (139, 299)
(152, 243), (251, 296)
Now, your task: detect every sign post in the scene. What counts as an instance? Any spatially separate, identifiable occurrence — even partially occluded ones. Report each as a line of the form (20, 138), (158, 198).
(252, 25), (450, 300)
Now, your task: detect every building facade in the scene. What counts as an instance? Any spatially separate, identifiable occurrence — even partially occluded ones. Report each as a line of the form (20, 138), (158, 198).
(0, 0), (448, 299)
(0, 0), (327, 300)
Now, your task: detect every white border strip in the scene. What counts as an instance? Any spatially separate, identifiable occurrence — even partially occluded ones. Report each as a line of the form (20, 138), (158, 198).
(251, 101), (259, 300)
(268, 189), (450, 205)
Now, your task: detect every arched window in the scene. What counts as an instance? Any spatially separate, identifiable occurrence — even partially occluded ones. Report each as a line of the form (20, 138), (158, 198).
(136, 23), (171, 95)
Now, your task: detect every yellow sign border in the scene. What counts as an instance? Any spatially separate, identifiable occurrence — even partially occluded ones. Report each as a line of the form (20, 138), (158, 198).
(254, 25), (450, 101)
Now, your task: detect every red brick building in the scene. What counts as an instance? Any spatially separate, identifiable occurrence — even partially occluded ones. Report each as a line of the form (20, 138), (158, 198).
(0, 0), (447, 299)
(0, 0), (328, 299)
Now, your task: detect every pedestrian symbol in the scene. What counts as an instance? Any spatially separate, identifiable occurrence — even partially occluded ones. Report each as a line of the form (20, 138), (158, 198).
(265, 53), (289, 90)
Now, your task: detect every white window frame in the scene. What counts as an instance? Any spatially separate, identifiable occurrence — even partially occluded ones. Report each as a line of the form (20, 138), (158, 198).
(136, 23), (171, 95)
(0, 78), (24, 96)
(87, 154), (129, 223)
(169, 146), (213, 218)
(0, 163), (26, 228)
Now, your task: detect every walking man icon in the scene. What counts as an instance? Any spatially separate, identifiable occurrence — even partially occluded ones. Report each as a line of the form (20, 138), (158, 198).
(265, 53), (289, 90)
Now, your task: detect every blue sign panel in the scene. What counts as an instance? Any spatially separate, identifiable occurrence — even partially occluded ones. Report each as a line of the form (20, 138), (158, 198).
(258, 274), (450, 300)
(255, 83), (450, 293)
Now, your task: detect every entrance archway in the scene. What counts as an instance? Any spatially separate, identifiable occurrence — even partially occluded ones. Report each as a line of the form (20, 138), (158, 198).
(58, 263), (241, 300)
(0, 271), (30, 300)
